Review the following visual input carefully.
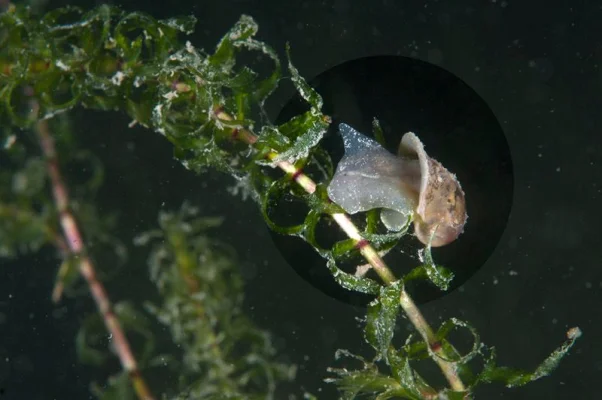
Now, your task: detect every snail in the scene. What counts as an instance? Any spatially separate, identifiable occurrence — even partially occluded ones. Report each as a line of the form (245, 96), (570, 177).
(327, 123), (467, 247)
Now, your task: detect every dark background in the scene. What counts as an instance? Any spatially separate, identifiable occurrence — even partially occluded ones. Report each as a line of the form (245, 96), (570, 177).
(2, 0), (601, 399)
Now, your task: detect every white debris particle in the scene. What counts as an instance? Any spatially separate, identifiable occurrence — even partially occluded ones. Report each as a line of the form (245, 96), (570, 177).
(111, 71), (126, 86)
(492, 276), (498, 285)
(153, 104), (166, 136)
(355, 263), (371, 277)
(227, 175), (256, 202)
(162, 91), (178, 101)
(585, 282), (592, 289)
(134, 76), (143, 88)
(508, 270), (518, 276)
(186, 40), (195, 53)
(55, 60), (70, 71)
(556, 167), (561, 172)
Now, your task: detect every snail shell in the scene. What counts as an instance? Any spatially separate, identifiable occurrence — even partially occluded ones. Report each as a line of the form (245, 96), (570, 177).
(327, 123), (467, 247)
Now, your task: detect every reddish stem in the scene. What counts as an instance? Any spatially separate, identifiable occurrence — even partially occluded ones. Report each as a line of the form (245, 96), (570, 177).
(36, 117), (156, 400)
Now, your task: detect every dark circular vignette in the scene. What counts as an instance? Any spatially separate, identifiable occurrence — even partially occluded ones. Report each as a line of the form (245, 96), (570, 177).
(269, 55), (514, 307)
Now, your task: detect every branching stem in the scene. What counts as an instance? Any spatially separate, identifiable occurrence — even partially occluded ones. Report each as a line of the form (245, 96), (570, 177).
(214, 108), (467, 393)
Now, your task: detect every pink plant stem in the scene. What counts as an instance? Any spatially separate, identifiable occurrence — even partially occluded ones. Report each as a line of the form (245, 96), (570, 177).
(35, 118), (156, 400)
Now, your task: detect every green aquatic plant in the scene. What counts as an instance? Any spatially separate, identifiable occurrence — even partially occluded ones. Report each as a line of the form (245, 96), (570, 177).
(0, 3), (581, 399)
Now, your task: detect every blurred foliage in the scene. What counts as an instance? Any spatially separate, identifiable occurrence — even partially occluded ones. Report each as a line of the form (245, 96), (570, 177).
(134, 203), (296, 399)
(0, 113), (124, 280)
(0, 3), (581, 400)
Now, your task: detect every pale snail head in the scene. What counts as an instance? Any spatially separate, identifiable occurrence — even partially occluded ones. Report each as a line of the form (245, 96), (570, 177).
(326, 123), (467, 247)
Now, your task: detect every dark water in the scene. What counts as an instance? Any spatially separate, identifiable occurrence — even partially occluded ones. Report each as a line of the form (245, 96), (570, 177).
(3, 0), (601, 399)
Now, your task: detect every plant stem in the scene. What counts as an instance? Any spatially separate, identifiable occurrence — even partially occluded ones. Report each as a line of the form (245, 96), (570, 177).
(35, 115), (156, 400)
(399, 290), (465, 392)
(214, 108), (466, 393)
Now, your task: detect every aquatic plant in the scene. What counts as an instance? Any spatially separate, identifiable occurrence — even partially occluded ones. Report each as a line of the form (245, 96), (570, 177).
(0, 3), (581, 399)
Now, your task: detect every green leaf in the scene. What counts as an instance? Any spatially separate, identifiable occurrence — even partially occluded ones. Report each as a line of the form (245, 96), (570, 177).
(285, 44), (323, 112)
(420, 245), (454, 291)
(209, 14), (258, 70)
(387, 351), (436, 400)
(327, 350), (426, 400)
(234, 38), (281, 105)
(435, 318), (481, 365)
(160, 15), (197, 35)
(326, 258), (381, 295)
(53, 256), (81, 295)
(331, 238), (357, 259)
(365, 281), (402, 361)
(372, 117), (386, 147)
(76, 313), (109, 367)
(262, 111), (329, 166)
(477, 327), (582, 388)
(257, 46), (329, 166)
(260, 178), (306, 235)
(256, 125), (291, 152)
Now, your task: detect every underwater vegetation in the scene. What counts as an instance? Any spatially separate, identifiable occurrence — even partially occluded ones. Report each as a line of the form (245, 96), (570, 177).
(0, 3), (581, 399)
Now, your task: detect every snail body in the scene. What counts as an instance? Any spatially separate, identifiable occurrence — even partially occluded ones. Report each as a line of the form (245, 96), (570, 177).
(327, 123), (467, 247)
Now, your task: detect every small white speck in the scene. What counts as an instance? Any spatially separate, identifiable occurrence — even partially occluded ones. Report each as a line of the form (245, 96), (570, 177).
(111, 71), (126, 86)
(56, 60), (70, 71)
(4, 135), (16, 149)
(163, 91), (178, 101)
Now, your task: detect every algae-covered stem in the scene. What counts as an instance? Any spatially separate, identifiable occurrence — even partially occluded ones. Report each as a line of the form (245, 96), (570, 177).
(214, 107), (467, 393)
(34, 105), (156, 400)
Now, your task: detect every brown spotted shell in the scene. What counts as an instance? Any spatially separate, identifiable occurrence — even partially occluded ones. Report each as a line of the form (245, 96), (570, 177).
(399, 132), (467, 247)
